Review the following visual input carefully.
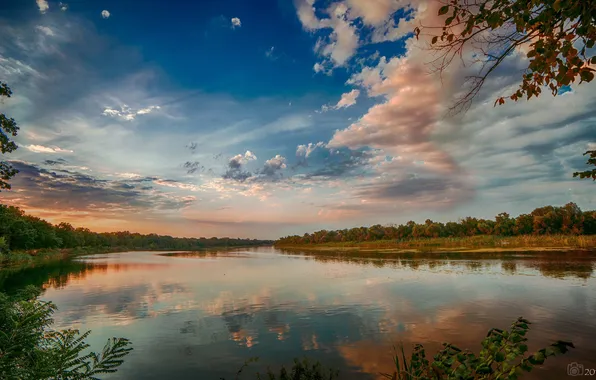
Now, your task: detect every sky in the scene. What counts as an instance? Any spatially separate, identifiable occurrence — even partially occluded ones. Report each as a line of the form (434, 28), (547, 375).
(0, 0), (594, 239)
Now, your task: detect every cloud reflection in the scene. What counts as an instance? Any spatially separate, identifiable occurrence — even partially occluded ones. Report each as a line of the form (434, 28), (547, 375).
(11, 249), (593, 379)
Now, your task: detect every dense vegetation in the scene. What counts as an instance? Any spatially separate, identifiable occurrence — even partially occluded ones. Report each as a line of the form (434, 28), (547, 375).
(0, 286), (132, 379)
(0, 204), (271, 253)
(276, 203), (596, 245)
(0, 81), (20, 191)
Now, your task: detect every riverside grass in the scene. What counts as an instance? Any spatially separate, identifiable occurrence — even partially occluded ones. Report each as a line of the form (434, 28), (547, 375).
(275, 234), (596, 253)
(0, 246), (121, 269)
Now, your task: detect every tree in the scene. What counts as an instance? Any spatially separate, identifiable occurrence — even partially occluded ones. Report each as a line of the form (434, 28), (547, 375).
(0, 82), (19, 191)
(573, 150), (596, 181)
(415, 0), (596, 113)
(414, 1), (595, 180)
(494, 212), (515, 236)
(0, 236), (7, 255)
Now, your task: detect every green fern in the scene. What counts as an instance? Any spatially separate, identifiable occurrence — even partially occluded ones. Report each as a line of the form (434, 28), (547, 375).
(0, 286), (132, 380)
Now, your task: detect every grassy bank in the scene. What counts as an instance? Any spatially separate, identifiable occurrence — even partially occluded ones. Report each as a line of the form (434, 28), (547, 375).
(275, 234), (596, 253)
(0, 246), (123, 269)
(0, 244), (271, 270)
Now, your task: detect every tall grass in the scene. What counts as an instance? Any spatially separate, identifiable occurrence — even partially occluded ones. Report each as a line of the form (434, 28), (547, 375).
(0, 246), (120, 270)
(276, 234), (596, 252)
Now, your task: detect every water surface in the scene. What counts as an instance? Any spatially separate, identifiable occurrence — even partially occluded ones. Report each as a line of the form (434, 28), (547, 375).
(3, 247), (596, 379)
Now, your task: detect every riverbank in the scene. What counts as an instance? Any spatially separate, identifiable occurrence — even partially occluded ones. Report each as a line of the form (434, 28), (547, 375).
(0, 246), (123, 269)
(0, 245), (273, 270)
(275, 234), (596, 254)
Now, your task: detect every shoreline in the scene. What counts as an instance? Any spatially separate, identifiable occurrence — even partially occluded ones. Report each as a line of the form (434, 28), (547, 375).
(276, 245), (596, 254)
(274, 235), (596, 255)
(0, 245), (273, 270)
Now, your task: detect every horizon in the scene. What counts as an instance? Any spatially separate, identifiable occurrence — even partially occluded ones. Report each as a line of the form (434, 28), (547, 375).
(1, 0), (594, 240)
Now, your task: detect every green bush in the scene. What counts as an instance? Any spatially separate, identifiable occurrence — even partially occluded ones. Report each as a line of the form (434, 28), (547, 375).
(381, 318), (573, 379)
(0, 286), (132, 379)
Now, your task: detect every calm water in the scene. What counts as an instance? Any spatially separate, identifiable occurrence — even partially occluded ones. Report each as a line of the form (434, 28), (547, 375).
(3, 247), (596, 379)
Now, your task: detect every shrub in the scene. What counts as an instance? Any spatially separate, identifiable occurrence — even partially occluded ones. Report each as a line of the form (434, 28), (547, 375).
(0, 286), (133, 379)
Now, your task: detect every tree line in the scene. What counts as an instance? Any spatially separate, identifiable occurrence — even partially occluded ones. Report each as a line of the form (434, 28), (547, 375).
(0, 204), (271, 252)
(276, 203), (596, 245)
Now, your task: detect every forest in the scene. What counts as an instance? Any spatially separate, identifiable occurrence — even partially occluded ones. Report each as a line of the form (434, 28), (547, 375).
(0, 204), (272, 252)
(276, 203), (596, 245)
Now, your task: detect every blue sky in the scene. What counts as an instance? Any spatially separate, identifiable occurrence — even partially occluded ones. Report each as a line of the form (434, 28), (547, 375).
(1, 0), (595, 239)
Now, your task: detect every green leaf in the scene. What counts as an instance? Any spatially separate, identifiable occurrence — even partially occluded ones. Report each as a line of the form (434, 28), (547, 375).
(495, 352), (505, 362)
(432, 36), (438, 44)
(580, 70), (595, 82)
(438, 5), (449, 15)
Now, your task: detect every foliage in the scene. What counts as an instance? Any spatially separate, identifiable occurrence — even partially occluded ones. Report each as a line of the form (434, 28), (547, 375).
(255, 358), (340, 380)
(573, 150), (596, 181)
(0, 204), (272, 252)
(381, 318), (573, 380)
(277, 202), (596, 246)
(0, 82), (20, 191)
(222, 357), (339, 380)
(0, 236), (8, 255)
(414, 0), (596, 112)
(0, 286), (132, 379)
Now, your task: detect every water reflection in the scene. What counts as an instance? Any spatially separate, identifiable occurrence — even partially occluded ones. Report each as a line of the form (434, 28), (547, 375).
(1, 248), (595, 379)
(276, 248), (596, 280)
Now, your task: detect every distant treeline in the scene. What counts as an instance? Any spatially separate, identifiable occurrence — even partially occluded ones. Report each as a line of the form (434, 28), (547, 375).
(0, 205), (272, 252)
(276, 203), (596, 245)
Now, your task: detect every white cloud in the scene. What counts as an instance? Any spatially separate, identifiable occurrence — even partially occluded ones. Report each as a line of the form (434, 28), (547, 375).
(101, 10), (110, 19)
(244, 150), (257, 161)
(59, 2), (68, 11)
(114, 172), (142, 179)
(229, 151), (258, 168)
(262, 155), (287, 176)
(0, 56), (41, 79)
(328, 50), (456, 172)
(154, 179), (201, 192)
(27, 145), (74, 154)
(319, 89), (360, 112)
(36, 0), (49, 14)
(325, 0), (459, 173)
(313, 62), (333, 76)
(296, 142), (326, 158)
(136, 105), (160, 115)
(265, 46), (276, 60)
(102, 104), (160, 120)
(335, 89), (360, 108)
(345, 0), (402, 26)
(296, 0), (324, 30)
(295, 0), (419, 71)
(35, 26), (55, 36)
(231, 17), (242, 28)
(296, 0), (360, 69)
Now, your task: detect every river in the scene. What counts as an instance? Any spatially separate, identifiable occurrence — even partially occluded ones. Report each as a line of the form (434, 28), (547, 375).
(2, 247), (596, 379)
